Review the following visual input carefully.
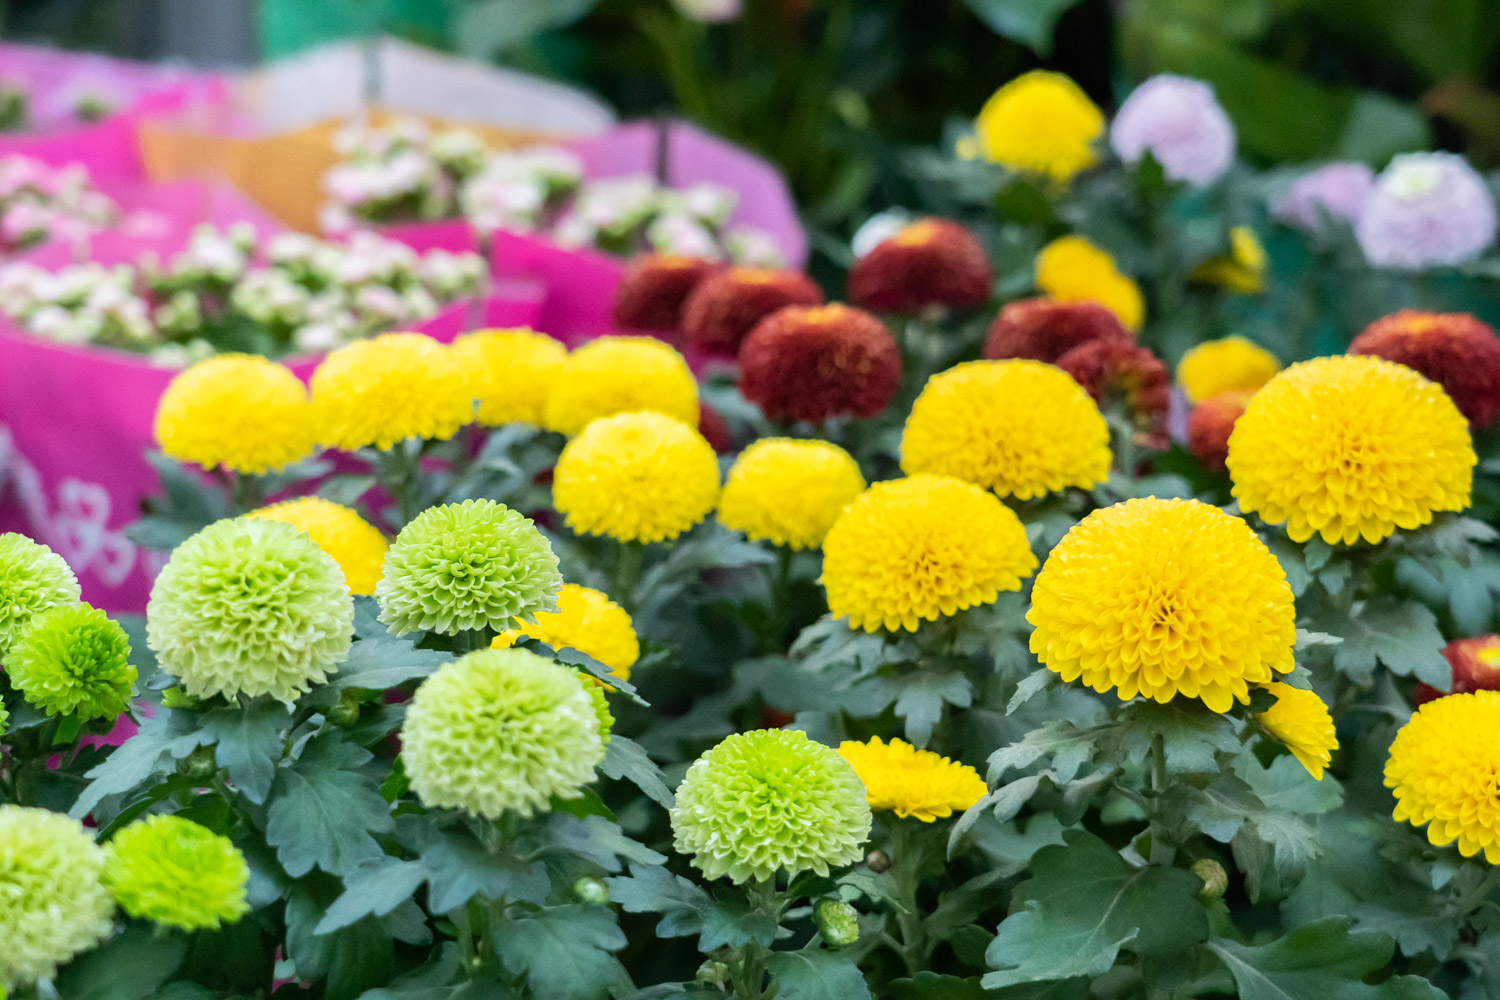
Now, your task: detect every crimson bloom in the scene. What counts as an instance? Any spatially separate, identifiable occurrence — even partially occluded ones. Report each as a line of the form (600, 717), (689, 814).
(984, 297), (1129, 363)
(739, 304), (902, 423)
(849, 218), (991, 314)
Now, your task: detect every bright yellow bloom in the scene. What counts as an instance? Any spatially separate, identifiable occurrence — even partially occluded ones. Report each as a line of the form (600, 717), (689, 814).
(247, 497), (387, 595)
(901, 360), (1111, 500)
(553, 411), (720, 543)
(718, 439), (865, 550)
(493, 583), (639, 683)
(311, 333), (473, 451)
(837, 736), (987, 822)
(452, 327), (568, 427)
(1386, 690), (1500, 863)
(154, 355), (316, 475)
(975, 71), (1104, 183)
(1034, 235), (1145, 331)
(1176, 335), (1280, 404)
(1258, 682), (1337, 780)
(1227, 355), (1474, 545)
(543, 336), (699, 436)
(1028, 498), (1295, 713)
(1189, 227), (1268, 295)
(822, 475), (1037, 633)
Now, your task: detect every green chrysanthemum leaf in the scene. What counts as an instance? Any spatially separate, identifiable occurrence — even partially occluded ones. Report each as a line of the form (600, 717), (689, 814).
(8, 604), (135, 720)
(0, 533), (81, 656)
(102, 815), (249, 931)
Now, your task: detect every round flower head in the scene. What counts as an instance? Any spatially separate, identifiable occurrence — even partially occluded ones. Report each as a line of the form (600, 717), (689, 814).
(1272, 162), (1375, 233)
(1356, 152), (1497, 270)
(154, 354), (316, 475)
(311, 332), (473, 451)
(102, 815), (249, 930)
(984, 297), (1130, 363)
(837, 736), (987, 822)
(1176, 335), (1280, 404)
(1028, 498), (1295, 713)
(493, 583), (639, 683)
(1257, 682), (1337, 780)
(0, 806), (113, 988)
(1056, 337), (1171, 448)
(1227, 355), (1474, 545)
(613, 254), (720, 332)
(1351, 310), (1500, 430)
(670, 729), (871, 883)
(543, 336), (699, 436)
(848, 219), (991, 314)
(376, 499), (561, 637)
(680, 267), (824, 353)
(901, 360), (1111, 500)
(451, 327), (568, 427)
(718, 438), (866, 550)
(553, 411), (720, 543)
(1110, 74), (1236, 187)
(0, 533), (81, 656)
(1442, 635), (1500, 696)
(1034, 236), (1145, 331)
(1385, 690), (1500, 862)
(247, 497), (387, 595)
(401, 647), (606, 818)
(1187, 390), (1254, 473)
(1188, 227), (1267, 295)
(822, 475), (1037, 633)
(147, 518), (354, 702)
(976, 71), (1104, 183)
(7, 604), (134, 720)
(738, 304), (902, 424)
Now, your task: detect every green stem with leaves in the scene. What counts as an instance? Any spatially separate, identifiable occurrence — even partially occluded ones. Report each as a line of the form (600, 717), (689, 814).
(729, 878), (782, 999)
(888, 820), (929, 976)
(612, 541), (644, 614)
(1147, 732), (1175, 866)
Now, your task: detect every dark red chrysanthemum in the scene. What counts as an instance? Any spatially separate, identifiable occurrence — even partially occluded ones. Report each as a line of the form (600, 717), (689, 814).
(849, 218), (992, 314)
(681, 267), (824, 353)
(738, 304), (902, 424)
(1056, 337), (1171, 448)
(611, 254), (720, 332)
(983, 297), (1130, 363)
(698, 403), (733, 454)
(1186, 390), (1254, 473)
(1350, 310), (1500, 429)
(1417, 636), (1500, 705)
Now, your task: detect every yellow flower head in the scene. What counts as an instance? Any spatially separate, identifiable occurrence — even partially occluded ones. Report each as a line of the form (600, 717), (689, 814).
(543, 336), (699, 436)
(976, 71), (1104, 183)
(1189, 227), (1268, 295)
(311, 332), (473, 451)
(1176, 335), (1280, 404)
(154, 355), (316, 475)
(1258, 682), (1337, 780)
(1386, 690), (1500, 863)
(718, 439), (866, 550)
(837, 736), (988, 822)
(553, 411), (720, 544)
(1035, 235), (1145, 331)
(1227, 355), (1474, 545)
(1028, 497), (1295, 713)
(822, 474), (1037, 633)
(493, 583), (640, 683)
(452, 327), (568, 427)
(246, 497), (387, 595)
(901, 360), (1111, 500)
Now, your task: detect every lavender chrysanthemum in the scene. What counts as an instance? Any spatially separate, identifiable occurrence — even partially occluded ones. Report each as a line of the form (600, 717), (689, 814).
(1356, 153), (1496, 270)
(1110, 74), (1236, 187)
(1270, 162), (1375, 233)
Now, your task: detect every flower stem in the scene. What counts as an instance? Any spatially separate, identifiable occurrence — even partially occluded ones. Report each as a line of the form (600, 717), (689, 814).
(730, 877), (780, 999)
(889, 821), (928, 976)
(1454, 866), (1500, 916)
(1147, 732), (1175, 866)
(612, 541), (644, 614)
(764, 547), (794, 652)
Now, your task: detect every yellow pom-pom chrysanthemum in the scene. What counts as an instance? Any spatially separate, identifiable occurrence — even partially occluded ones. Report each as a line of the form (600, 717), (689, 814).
(1227, 355), (1474, 545)
(493, 583), (640, 683)
(901, 360), (1111, 500)
(543, 336), (699, 436)
(1176, 335), (1280, 404)
(975, 71), (1104, 183)
(1189, 227), (1268, 296)
(452, 327), (568, 427)
(838, 736), (988, 822)
(553, 411), (720, 544)
(1034, 235), (1145, 331)
(311, 332), (473, 451)
(154, 354), (316, 474)
(1257, 682), (1337, 780)
(822, 475), (1037, 633)
(1386, 690), (1500, 863)
(247, 497), (388, 595)
(1027, 497), (1295, 713)
(718, 438), (866, 550)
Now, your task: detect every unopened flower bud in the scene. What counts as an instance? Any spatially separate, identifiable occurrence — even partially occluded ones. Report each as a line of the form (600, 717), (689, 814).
(814, 898), (860, 947)
(696, 960), (731, 988)
(1192, 858), (1228, 900)
(865, 850), (891, 874)
(177, 745), (219, 782)
(327, 690), (363, 726)
(572, 876), (610, 905)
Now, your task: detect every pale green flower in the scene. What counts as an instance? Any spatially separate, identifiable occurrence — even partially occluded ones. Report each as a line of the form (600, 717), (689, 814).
(0, 533), (81, 655)
(103, 815), (249, 930)
(8, 604), (135, 720)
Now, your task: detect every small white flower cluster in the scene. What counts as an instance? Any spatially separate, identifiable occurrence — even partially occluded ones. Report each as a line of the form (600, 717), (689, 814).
(319, 117), (490, 235)
(0, 155), (118, 254)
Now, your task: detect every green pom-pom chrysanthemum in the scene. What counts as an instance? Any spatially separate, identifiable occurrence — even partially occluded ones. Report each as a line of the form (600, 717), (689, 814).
(375, 499), (562, 637)
(400, 648), (605, 819)
(8, 604), (135, 720)
(0, 533), (81, 656)
(146, 518), (354, 703)
(670, 729), (872, 884)
(102, 815), (250, 931)
(0, 806), (114, 988)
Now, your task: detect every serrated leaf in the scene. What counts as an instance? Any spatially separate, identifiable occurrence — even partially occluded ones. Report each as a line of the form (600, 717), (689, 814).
(600, 734), (674, 808)
(1007, 670), (1054, 714)
(1331, 598), (1448, 686)
(326, 599), (452, 693)
(70, 709), (209, 819)
(1351, 902), (1459, 961)
(764, 950), (873, 1000)
(422, 828), (549, 913)
(893, 672), (973, 747)
(200, 700), (290, 805)
(538, 814), (665, 873)
(494, 904), (629, 1000)
(1205, 918), (1446, 1000)
(315, 858), (430, 934)
(265, 736), (394, 877)
(698, 891), (779, 952)
(988, 721), (1099, 784)
(604, 863), (711, 939)
(1107, 701), (1242, 775)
